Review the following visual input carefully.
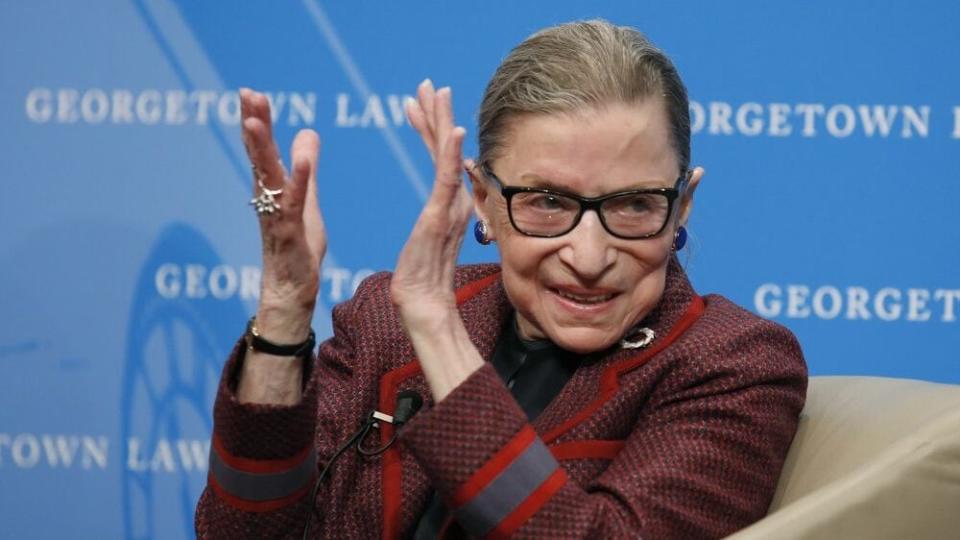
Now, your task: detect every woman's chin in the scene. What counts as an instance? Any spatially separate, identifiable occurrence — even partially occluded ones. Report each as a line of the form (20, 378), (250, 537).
(547, 325), (621, 354)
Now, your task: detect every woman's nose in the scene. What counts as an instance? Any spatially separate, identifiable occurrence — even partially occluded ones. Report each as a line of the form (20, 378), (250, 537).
(557, 210), (616, 280)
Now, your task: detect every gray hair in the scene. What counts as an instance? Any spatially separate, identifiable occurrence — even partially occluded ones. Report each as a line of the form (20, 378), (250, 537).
(478, 19), (691, 175)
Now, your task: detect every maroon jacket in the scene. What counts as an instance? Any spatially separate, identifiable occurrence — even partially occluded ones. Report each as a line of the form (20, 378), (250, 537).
(195, 259), (807, 539)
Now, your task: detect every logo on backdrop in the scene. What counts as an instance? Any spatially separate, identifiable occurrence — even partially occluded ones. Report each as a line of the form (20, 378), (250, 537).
(25, 88), (960, 139)
(754, 283), (960, 322)
(153, 263), (375, 304)
(24, 88), (318, 127)
(688, 101), (960, 139)
(121, 223), (247, 540)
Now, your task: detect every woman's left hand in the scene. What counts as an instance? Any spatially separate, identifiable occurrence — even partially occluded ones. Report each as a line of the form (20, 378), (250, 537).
(390, 80), (484, 401)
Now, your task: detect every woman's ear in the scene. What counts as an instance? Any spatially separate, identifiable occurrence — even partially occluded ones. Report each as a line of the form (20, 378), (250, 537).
(465, 159), (490, 223)
(678, 166), (704, 226)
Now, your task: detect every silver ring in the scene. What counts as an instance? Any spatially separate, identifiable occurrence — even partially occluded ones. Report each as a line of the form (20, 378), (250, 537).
(249, 177), (283, 215)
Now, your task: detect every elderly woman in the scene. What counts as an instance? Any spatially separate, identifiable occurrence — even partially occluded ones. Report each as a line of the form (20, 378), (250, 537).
(195, 20), (806, 539)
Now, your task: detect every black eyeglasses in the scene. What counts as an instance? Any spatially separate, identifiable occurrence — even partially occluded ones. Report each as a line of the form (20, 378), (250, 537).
(482, 165), (689, 240)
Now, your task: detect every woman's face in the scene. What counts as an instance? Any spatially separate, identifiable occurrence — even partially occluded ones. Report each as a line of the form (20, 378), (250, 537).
(472, 99), (701, 353)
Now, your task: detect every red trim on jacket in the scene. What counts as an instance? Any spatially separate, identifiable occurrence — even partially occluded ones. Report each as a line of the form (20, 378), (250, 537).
(487, 468), (568, 539)
(379, 271), (502, 539)
(550, 439), (625, 461)
(542, 295), (705, 444)
(455, 272), (501, 304)
(450, 425), (537, 506)
(379, 359), (422, 540)
(207, 471), (314, 513)
(211, 433), (313, 474)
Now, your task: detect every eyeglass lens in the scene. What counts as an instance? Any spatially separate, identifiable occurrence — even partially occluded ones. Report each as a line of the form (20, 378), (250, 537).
(509, 191), (671, 238)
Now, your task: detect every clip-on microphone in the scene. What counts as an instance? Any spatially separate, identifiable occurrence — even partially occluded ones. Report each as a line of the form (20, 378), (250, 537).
(302, 390), (423, 539)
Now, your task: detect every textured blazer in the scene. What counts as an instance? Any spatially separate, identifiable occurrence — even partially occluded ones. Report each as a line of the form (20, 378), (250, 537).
(195, 258), (807, 539)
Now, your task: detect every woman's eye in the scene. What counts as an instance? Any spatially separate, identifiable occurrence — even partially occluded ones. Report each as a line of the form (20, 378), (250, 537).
(529, 194), (566, 210)
(627, 198), (651, 213)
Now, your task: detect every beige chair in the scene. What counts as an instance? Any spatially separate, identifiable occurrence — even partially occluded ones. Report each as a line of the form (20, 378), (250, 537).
(729, 376), (960, 540)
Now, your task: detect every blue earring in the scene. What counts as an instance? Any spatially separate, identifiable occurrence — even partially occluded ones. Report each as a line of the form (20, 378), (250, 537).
(474, 221), (491, 245)
(673, 226), (687, 251)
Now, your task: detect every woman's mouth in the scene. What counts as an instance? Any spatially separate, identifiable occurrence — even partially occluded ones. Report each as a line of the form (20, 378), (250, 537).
(550, 287), (617, 305)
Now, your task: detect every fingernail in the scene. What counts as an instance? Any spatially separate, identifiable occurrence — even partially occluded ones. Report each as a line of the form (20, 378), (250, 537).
(420, 78), (433, 89)
(404, 96), (417, 109)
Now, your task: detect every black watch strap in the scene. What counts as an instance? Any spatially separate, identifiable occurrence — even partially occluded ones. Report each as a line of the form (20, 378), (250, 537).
(244, 317), (316, 357)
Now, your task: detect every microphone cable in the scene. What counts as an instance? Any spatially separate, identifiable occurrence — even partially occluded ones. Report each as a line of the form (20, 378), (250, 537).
(301, 390), (423, 539)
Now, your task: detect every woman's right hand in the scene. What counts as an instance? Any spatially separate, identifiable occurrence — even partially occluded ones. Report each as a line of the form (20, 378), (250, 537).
(237, 88), (325, 404)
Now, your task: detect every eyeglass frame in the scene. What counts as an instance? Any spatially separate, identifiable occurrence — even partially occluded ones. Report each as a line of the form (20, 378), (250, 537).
(480, 164), (691, 240)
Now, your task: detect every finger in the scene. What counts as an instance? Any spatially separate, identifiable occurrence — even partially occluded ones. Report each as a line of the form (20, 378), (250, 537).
(433, 87), (453, 148)
(417, 78), (436, 135)
(287, 129), (321, 217)
(406, 97), (437, 161)
(428, 126), (466, 205)
(240, 89), (286, 191)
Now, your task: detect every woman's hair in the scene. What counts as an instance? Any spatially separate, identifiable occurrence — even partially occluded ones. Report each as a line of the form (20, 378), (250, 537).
(478, 19), (690, 175)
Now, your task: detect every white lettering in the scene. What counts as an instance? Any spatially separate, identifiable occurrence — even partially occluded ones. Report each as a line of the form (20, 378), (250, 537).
(786, 285), (811, 318)
(934, 289), (960, 322)
(165, 90), (188, 125)
(901, 105), (930, 138)
(689, 101), (705, 133)
(136, 90), (162, 125)
(176, 439), (209, 471)
(760, 285), (959, 322)
(350, 269), (375, 296)
(241, 266), (261, 300)
(708, 102), (734, 135)
(907, 288), (932, 321)
(845, 286), (872, 320)
(80, 89), (109, 123)
(857, 105), (897, 137)
(335, 93), (358, 127)
(754, 283), (782, 317)
(825, 104), (856, 137)
(25, 88), (53, 122)
(57, 89), (80, 123)
(217, 92), (241, 125)
(953, 106), (960, 139)
(0, 433), (10, 466)
(324, 267), (351, 302)
(185, 264), (207, 298)
(289, 93), (316, 126)
(41, 435), (80, 467)
(150, 440), (176, 472)
(208, 265), (238, 300)
(795, 103), (824, 137)
(263, 92), (286, 123)
(386, 95), (410, 126)
(812, 286), (842, 319)
(127, 438), (148, 472)
(155, 264), (181, 298)
(360, 95), (387, 128)
(112, 90), (134, 123)
(735, 102), (763, 136)
(768, 103), (792, 136)
(193, 91), (217, 125)
(81, 437), (108, 469)
(874, 287), (902, 321)
(12, 434), (40, 468)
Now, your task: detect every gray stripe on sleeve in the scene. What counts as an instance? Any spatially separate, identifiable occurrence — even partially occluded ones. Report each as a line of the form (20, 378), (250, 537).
(209, 446), (316, 502)
(455, 438), (559, 536)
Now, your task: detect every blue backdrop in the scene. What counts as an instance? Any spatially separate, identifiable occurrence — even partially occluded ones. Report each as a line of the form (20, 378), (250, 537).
(2, 1), (958, 538)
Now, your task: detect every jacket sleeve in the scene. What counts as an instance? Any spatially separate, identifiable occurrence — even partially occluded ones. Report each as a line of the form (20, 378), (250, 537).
(399, 313), (807, 539)
(194, 289), (364, 539)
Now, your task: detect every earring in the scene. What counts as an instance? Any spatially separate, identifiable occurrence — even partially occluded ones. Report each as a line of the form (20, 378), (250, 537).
(673, 226), (687, 251)
(474, 221), (491, 245)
